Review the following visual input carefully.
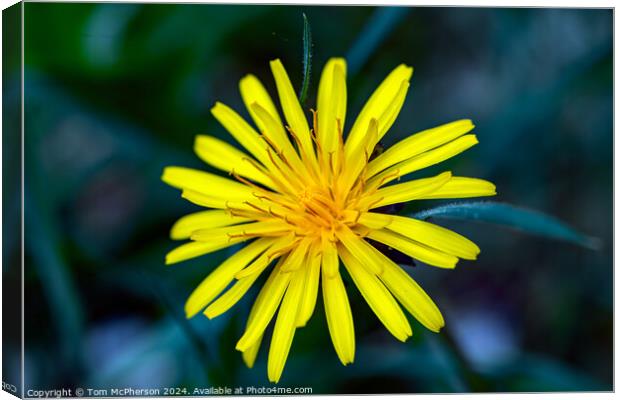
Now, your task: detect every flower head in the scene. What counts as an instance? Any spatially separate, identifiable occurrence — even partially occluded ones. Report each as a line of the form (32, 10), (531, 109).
(162, 58), (496, 382)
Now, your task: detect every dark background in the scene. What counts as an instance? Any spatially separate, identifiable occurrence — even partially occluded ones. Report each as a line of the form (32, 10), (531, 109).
(4, 3), (613, 393)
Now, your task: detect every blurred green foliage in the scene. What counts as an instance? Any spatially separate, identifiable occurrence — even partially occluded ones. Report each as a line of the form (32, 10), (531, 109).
(7, 3), (612, 393)
(412, 201), (599, 249)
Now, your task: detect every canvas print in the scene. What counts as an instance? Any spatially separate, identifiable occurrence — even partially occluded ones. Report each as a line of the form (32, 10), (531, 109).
(2, 2), (613, 396)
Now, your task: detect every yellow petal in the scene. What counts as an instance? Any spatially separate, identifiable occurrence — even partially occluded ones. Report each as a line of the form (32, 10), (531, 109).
(239, 74), (284, 133)
(183, 238), (274, 317)
(339, 118), (378, 195)
(363, 171), (452, 209)
(162, 166), (254, 201)
(367, 119), (475, 177)
(322, 259), (355, 365)
(334, 225), (383, 275)
(269, 59), (315, 163)
(180, 189), (239, 210)
(419, 177), (497, 199)
(363, 244), (445, 332)
(241, 272), (272, 368)
(268, 268), (305, 383)
(235, 234), (298, 279)
(368, 135), (479, 187)
(376, 80), (409, 139)
(210, 106), (303, 195)
(280, 237), (313, 272)
(203, 258), (270, 319)
(339, 246), (412, 342)
(250, 102), (306, 173)
(357, 211), (393, 230)
(165, 240), (244, 266)
(366, 229), (458, 269)
(170, 210), (250, 240)
(194, 135), (274, 188)
(345, 64), (413, 157)
(317, 58), (347, 154)
(295, 245), (321, 327)
(190, 220), (291, 242)
(384, 214), (480, 260)
(236, 259), (292, 352)
(242, 335), (262, 369)
(211, 102), (272, 166)
(204, 277), (253, 319)
(321, 240), (340, 278)
(241, 292), (263, 368)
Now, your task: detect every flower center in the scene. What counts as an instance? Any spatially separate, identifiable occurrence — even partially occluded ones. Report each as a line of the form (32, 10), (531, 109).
(295, 186), (343, 232)
(223, 116), (377, 242)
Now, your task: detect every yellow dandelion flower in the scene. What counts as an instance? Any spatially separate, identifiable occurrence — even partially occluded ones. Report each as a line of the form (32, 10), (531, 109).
(162, 57), (496, 383)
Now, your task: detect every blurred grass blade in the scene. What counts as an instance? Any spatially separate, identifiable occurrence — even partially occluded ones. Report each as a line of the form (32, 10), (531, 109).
(424, 332), (469, 392)
(143, 272), (215, 382)
(25, 197), (85, 370)
(346, 7), (410, 76)
(412, 201), (599, 249)
(298, 12), (312, 105)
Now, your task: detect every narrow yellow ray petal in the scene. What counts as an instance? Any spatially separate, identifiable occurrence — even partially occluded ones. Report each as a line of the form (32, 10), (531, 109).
(170, 210), (251, 240)
(368, 135), (479, 187)
(362, 244), (445, 332)
(191, 220), (291, 242)
(334, 225), (383, 275)
(166, 239), (244, 266)
(317, 58), (347, 154)
(242, 335), (262, 369)
(204, 249), (273, 319)
(183, 238), (274, 317)
(339, 118), (377, 196)
(239, 74), (284, 132)
(345, 64), (413, 157)
(417, 177), (497, 199)
(384, 214), (480, 260)
(377, 80), (409, 140)
(269, 59), (316, 163)
(211, 102), (272, 167)
(363, 171), (452, 209)
(322, 260), (355, 365)
(357, 212), (393, 230)
(322, 240), (340, 278)
(295, 245), (321, 327)
(235, 234), (298, 279)
(235, 252), (273, 280)
(339, 246), (412, 342)
(340, 209), (362, 225)
(162, 166), (254, 201)
(242, 103), (314, 193)
(179, 192), (284, 221)
(250, 102), (305, 172)
(241, 284), (263, 368)
(241, 259), (278, 368)
(204, 276), (256, 319)
(236, 259), (292, 352)
(180, 189), (247, 210)
(367, 119), (475, 177)
(280, 237), (313, 272)
(194, 135), (275, 189)
(268, 268), (305, 383)
(366, 229), (458, 269)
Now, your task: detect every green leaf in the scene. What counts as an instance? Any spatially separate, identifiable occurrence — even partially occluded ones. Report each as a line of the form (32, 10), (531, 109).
(298, 12), (312, 105)
(411, 201), (599, 249)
